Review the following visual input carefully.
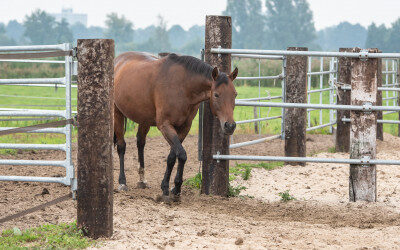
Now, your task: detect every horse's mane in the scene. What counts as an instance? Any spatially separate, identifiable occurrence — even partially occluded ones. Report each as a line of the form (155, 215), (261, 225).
(165, 53), (228, 86)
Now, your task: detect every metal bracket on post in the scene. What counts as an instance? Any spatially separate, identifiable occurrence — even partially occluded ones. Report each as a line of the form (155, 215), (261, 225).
(360, 155), (371, 167)
(217, 46), (222, 58)
(359, 49), (369, 61)
(362, 102), (373, 113)
(216, 151), (220, 163)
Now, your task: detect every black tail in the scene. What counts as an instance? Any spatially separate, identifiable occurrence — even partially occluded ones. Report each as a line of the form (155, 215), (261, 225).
(113, 116), (128, 147)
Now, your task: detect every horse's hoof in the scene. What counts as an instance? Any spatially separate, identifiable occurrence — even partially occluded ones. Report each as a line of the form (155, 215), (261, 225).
(137, 181), (149, 189)
(156, 194), (172, 204)
(118, 184), (128, 191)
(169, 193), (181, 202)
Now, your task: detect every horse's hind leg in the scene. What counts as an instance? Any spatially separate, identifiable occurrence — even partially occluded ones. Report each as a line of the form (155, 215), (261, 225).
(137, 124), (150, 188)
(114, 105), (128, 191)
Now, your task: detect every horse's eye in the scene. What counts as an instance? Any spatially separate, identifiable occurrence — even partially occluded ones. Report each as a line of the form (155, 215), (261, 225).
(214, 93), (220, 98)
(234, 93), (238, 97)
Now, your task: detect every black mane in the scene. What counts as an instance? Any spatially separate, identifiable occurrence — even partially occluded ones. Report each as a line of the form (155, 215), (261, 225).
(165, 53), (228, 86)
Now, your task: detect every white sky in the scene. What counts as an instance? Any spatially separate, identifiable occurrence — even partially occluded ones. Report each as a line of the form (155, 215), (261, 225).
(0, 0), (399, 30)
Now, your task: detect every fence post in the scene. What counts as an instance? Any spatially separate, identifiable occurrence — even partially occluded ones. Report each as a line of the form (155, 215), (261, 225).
(284, 47), (308, 166)
(336, 48), (352, 152)
(77, 39), (114, 238)
(376, 50), (383, 140)
(201, 15), (232, 196)
(349, 48), (378, 202)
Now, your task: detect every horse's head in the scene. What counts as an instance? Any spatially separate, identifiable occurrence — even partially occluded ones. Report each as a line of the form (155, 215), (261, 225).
(209, 67), (238, 135)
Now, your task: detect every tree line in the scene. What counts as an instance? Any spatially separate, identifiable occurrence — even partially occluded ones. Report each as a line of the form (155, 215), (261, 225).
(1, 1), (400, 56)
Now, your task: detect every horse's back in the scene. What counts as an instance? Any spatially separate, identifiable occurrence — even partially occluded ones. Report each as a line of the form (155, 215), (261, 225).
(114, 52), (161, 125)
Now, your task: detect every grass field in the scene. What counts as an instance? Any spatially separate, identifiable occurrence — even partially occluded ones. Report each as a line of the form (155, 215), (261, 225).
(0, 57), (399, 153)
(0, 83), (399, 148)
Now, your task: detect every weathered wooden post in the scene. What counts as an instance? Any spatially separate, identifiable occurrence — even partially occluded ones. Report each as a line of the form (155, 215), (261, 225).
(376, 50), (383, 140)
(349, 48), (378, 202)
(284, 47), (308, 166)
(77, 39), (114, 238)
(336, 48), (352, 152)
(201, 15), (232, 196)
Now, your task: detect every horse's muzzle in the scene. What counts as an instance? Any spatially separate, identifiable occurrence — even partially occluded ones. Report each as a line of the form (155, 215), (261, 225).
(223, 121), (236, 135)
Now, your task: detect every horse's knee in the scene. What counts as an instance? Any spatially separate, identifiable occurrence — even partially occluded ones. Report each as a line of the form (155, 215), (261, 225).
(177, 149), (187, 163)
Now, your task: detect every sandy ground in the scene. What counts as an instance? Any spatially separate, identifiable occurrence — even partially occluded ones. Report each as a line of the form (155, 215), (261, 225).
(2, 133), (400, 249)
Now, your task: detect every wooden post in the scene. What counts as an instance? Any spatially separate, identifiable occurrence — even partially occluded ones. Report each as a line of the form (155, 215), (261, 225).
(158, 52), (170, 58)
(376, 50), (383, 140)
(201, 15), (232, 196)
(349, 48), (378, 202)
(284, 47), (308, 166)
(77, 39), (114, 238)
(336, 48), (352, 152)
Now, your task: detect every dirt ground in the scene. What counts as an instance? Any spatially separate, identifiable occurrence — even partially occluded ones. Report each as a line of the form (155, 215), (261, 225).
(2, 133), (400, 249)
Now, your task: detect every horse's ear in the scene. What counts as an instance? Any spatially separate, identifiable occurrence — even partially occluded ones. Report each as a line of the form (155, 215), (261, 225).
(230, 67), (238, 80)
(212, 67), (219, 81)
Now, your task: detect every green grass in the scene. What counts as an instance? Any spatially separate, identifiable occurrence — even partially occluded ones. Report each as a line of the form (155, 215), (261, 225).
(1, 59), (399, 151)
(0, 222), (95, 249)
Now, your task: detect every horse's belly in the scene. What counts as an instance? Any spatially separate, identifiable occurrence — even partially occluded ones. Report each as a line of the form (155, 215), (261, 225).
(115, 90), (157, 126)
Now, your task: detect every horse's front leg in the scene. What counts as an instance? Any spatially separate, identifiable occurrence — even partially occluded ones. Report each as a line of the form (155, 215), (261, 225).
(157, 123), (187, 203)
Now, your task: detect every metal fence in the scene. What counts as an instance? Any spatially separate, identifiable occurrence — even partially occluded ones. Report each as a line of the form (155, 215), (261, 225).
(210, 47), (400, 167)
(226, 49), (400, 151)
(0, 43), (76, 193)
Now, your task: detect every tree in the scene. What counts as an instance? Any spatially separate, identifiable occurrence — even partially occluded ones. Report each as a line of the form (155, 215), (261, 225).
(386, 18), (400, 52)
(168, 25), (187, 49)
(104, 13), (134, 49)
(54, 19), (73, 43)
(136, 15), (171, 53)
(265, 0), (317, 49)
(0, 24), (15, 46)
(23, 9), (57, 44)
(6, 20), (25, 43)
(224, 0), (266, 49)
(365, 23), (388, 51)
(317, 22), (367, 51)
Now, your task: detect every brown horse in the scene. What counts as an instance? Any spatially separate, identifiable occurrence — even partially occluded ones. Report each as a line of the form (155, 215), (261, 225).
(114, 52), (238, 201)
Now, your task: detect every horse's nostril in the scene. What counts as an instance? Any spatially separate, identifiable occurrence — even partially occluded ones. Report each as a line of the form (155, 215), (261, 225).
(224, 122), (229, 129)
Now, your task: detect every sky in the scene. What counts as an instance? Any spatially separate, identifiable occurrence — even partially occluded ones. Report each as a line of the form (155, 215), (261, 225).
(0, 0), (399, 30)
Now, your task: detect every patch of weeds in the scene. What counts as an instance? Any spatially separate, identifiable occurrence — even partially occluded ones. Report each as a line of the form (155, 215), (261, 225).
(230, 165), (252, 181)
(278, 190), (296, 202)
(0, 221), (95, 249)
(328, 146), (336, 153)
(242, 167), (251, 180)
(235, 161), (284, 171)
(183, 172), (202, 189)
(228, 184), (247, 197)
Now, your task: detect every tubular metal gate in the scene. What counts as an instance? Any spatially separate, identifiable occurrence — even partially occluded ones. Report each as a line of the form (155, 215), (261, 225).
(0, 43), (76, 193)
(210, 47), (400, 166)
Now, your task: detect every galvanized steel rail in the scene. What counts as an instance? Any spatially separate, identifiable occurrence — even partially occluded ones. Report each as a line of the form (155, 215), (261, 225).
(212, 47), (400, 59)
(213, 154), (400, 165)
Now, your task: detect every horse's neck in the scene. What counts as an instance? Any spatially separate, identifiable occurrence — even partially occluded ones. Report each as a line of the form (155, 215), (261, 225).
(185, 77), (211, 105)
